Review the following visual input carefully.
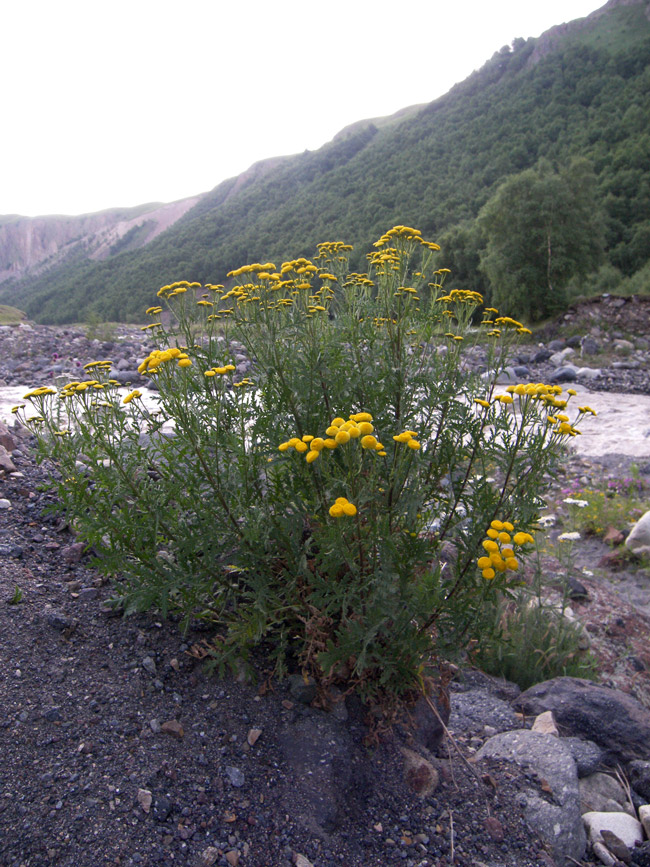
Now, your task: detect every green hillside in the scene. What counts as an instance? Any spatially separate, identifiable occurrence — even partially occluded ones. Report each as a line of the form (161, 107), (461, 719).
(4, 0), (650, 323)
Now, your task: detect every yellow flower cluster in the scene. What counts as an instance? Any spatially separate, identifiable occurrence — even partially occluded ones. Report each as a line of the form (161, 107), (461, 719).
(233, 378), (253, 388)
(204, 364), (236, 377)
(137, 347), (191, 374)
(315, 241), (353, 260)
(329, 497), (357, 518)
(145, 306), (163, 315)
(373, 225), (441, 252)
(59, 380), (107, 397)
(227, 262), (277, 279)
(23, 386), (57, 399)
(437, 289), (484, 305)
(477, 520), (534, 580)
(123, 389), (142, 404)
(279, 412), (387, 462)
(393, 430), (421, 450)
(83, 360), (113, 372)
(157, 280), (202, 298)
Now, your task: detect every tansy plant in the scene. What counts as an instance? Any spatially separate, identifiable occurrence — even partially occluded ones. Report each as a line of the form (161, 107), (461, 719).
(20, 226), (596, 704)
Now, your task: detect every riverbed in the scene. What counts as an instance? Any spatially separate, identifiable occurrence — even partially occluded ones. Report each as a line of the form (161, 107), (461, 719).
(2, 383), (649, 459)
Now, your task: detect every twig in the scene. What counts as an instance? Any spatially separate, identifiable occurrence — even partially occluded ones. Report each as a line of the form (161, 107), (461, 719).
(423, 693), (492, 816)
(449, 809), (455, 864)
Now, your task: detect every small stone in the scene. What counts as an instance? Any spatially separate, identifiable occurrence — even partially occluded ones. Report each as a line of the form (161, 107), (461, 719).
(137, 788), (152, 813)
(401, 747), (439, 797)
(603, 527), (625, 546)
(141, 656), (157, 675)
(149, 719), (161, 733)
(169, 657), (180, 671)
(225, 851), (240, 866)
(288, 673), (317, 704)
(61, 543), (85, 564)
(0, 499), (12, 509)
(160, 720), (184, 739)
(225, 765), (245, 787)
(247, 727), (262, 746)
(294, 856), (315, 867)
(200, 848), (220, 866)
(483, 816), (505, 842)
(46, 611), (72, 631)
(531, 710), (559, 736)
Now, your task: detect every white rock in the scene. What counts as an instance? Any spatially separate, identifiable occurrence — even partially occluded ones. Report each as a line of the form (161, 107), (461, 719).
(0, 499), (10, 509)
(582, 811), (643, 847)
(626, 510), (650, 557)
(592, 840), (616, 866)
(638, 803), (650, 838)
(531, 710), (559, 736)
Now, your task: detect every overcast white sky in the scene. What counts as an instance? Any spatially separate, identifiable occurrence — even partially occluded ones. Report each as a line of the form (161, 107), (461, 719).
(2, 0), (601, 218)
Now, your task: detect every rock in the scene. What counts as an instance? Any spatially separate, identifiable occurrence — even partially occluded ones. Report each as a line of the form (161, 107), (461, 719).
(476, 730), (586, 862)
(638, 804), (650, 839)
(548, 365), (578, 383)
(160, 720), (184, 739)
(136, 788), (152, 813)
(626, 511), (650, 557)
(141, 656), (157, 676)
(46, 610), (73, 631)
(0, 499), (10, 510)
(548, 339), (566, 351)
(225, 766), (245, 787)
(531, 710), (559, 736)
(247, 728), (262, 746)
(516, 677), (650, 763)
(448, 687), (520, 736)
(629, 761), (650, 800)
(483, 816), (505, 842)
(200, 848), (220, 867)
(0, 423), (17, 451)
(61, 542), (86, 564)
(576, 366), (602, 380)
(550, 347), (576, 366)
(580, 773), (634, 815)
(400, 747), (439, 797)
(288, 673), (317, 704)
(583, 811), (643, 849)
(152, 794), (172, 822)
(581, 337), (601, 356)
(603, 526), (625, 546)
(225, 850), (239, 866)
(293, 856), (315, 867)
(0, 445), (16, 473)
(614, 339), (635, 352)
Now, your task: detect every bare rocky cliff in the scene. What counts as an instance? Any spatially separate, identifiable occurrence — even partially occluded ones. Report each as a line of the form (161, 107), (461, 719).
(0, 195), (202, 285)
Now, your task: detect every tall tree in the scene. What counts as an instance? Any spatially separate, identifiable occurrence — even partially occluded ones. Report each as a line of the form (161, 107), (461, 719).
(478, 159), (604, 321)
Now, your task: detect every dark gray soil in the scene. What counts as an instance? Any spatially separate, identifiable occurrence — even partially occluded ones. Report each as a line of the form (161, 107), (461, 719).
(0, 439), (553, 867)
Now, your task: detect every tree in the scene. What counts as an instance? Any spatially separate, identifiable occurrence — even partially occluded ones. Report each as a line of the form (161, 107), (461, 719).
(478, 159), (604, 321)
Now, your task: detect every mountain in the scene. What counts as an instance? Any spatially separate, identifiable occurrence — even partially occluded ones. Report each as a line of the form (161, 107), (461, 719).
(0, 197), (201, 285)
(1, 0), (649, 324)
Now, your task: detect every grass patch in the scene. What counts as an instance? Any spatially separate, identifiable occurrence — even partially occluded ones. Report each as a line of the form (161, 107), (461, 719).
(0, 304), (27, 325)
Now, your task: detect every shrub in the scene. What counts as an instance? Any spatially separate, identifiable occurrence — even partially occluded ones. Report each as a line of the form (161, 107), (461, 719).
(18, 226), (597, 704)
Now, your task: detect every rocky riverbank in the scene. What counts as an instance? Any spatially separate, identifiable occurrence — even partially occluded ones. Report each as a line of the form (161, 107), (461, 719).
(2, 300), (650, 867)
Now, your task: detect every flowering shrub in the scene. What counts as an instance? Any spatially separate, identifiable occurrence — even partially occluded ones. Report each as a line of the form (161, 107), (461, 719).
(18, 226), (596, 703)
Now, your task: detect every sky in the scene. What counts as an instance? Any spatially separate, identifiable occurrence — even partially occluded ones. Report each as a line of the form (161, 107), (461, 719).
(2, 0), (602, 218)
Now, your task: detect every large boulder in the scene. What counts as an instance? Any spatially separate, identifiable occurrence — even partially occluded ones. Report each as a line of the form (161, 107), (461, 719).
(626, 510), (650, 557)
(476, 730), (586, 863)
(516, 677), (650, 763)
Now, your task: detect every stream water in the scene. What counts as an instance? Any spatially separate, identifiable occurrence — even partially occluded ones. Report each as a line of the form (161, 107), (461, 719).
(1, 384), (649, 460)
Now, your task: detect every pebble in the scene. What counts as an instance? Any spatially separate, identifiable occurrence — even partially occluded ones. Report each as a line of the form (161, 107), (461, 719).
(160, 719), (184, 739)
(0, 499), (11, 509)
(225, 766), (245, 787)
